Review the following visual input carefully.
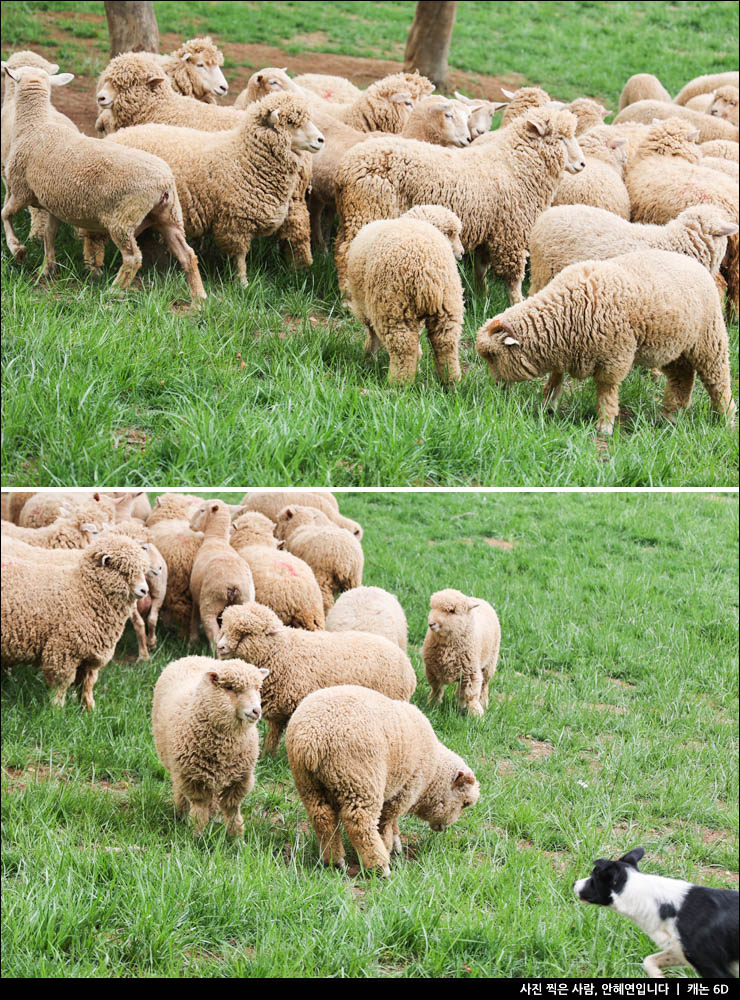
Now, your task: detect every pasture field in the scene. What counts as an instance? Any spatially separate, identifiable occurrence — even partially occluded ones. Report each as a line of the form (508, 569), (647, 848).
(1, 1), (739, 487)
(2, 492), (738, 978)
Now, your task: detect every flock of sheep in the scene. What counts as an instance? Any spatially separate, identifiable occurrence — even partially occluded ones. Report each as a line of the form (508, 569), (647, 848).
(1, 38), (738, 435)
(1, 489), (499, 874)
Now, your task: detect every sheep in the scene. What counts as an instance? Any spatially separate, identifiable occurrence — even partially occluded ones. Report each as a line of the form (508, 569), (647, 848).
(618, 74), (673, 112)
(529, 204), (737, 295)
(702, 155), (740, 180)
(156, 36), (228, 104)
(475, 249), (736, 435)
(422, 589), (501, 716)
(2, 67), (206, 305)
(146, 493), (204, 636)
(499, 88), (605, 134)
(708, 85), (740, 126)
(2, 492), (36, 524)
(325, 586), (408, 651)
(675, 71), (740, 106)
(613, 100), (739, 142)
(566, 98), (611, 134)
(237, 491), (362, 539)
(232, 67), (298, 108)
(345, 205), (464, 385)
(230, 511), (325, 630)
(684, 92), (715, 114)
(18, 491), (134, 529)
(107, 92), (324, 286)
(216, 602), (416, 754)
(2, 510), (107, 548)
(552, 126), (630, 219)
(285, 685), (479, 875)
(274, 505), (364, 615)
(500, 86), (555, 127)
(110, 490), (152, 522)
(293, 72), (363, 103)
(701, 139), (739, 162)
(334, 107), (585, 303)
(1, 534), (148, 709)
(453, 92), (507, 138)
(152, 655), (268, 836)
(188, 499), (255, 649)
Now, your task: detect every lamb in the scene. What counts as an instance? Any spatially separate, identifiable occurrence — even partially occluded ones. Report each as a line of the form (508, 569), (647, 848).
(552, 126), (630, 219)
(106, 92), (324, 285)
(274, 505), (364, 614)
(156, 36), (228, 103)
(708, 85), (740, 127)
(528, 204), (737, 295)
(293, 72), (363, 103)
(216, 602), (416, 754)
(2, 66), (205, 304)
(675, 71), (740, 106)
(422, 589), (501, 716)
(700, 139), (739, 162)
(345, 205), (465, 384)
(1, 534), (148, 709)
(453, 92), (507, 138)
(188, 499), (255, 649)
(334, 107), (585, 303)
(475, 249), (736, 435)
(237, 491), (363, 539)
(618, 73), (672, 112)
(146, 493), (204, 636)
(286, 685), (479, 875)
(613, 100), (739, 142)
(325, 586), (408, 651)
(152, 656), (268, 836)
(230, 511), (325, 630)
(1, 510), (107, 548)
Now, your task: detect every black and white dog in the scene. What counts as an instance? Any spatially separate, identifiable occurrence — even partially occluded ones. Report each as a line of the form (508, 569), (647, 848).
(574, 848), (739, 979)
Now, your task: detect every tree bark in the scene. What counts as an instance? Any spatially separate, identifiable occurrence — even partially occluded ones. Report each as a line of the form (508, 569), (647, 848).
(104, 1), (159, 58)
(404, 1), (458, 91)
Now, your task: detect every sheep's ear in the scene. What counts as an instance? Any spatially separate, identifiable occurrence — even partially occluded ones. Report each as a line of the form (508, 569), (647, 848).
(267, 108), (281, 126)
(525, 116), (547, 136)
(49, 63), (60, 75)
(49, 73), (74, 87)
(466, 599), (481, 610)
(489, 101), (507, 112)
(4, 66), (20, 82)
(500, 87), (516, 100)
(484, 317), (518, 341)
(280, 67), (288, 72)
(100, 554), (110, 567)
(503, 336), (520, 346)
(210, 502), (220, 513)
(283, 507), (294, 520)
(146, 74), (166, 90)
(180, 52), (192, 62)
(711, 220), (739, 236)
(255, 73), (263, 83)
(607, 136), (627, 149)
(453, 769), (475, 788)
(257, 668), (270, 682)
(454, 91), (471, 104)
(390, 91), (412, 104)
(618, 847), (645, 868)
(688, 128), (700, 142)
(207, 671), (220, 686)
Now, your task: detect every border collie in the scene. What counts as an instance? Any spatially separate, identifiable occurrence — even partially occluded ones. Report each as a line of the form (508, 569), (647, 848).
(574, 848), (739, 979)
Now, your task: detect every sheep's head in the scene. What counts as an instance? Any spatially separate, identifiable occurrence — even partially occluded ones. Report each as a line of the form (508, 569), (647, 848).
(678, 205), (739, 273)
(173, 36), (228, 97)
(146, 492), (203, 525)
(200, 660), (269, 730)
(578, 126), (627, 171)
(566, 97), (610, 134)
(500, 86), (553, 126)
(637, 118), (702, 163)
(246, 67), (298, 104)
(275, 504), (331, 540)
(414, 756), (480, 831)
(2, 50), (60, 94)
(363, 72), (424, 130)
(399, 70), (435, 100)
(519, 108), (584, 173)
(708, 85), (739, 125)
(83, 535), (149, 603)
(217, 602), (283, 659)
(189, 499), (229, 533)
(412, 96), (472, 147)
(476, 316), (535, 383)
(96, 52), (169, 111)
(427, 588), (481, 638)
(405, 205), (464, 259)
(141, 542), (166, 580)
(3, 64), (73, 98)
(231, 511), (281, 549)
(454, 92), (506, 139)
(252, 91), (324, 153)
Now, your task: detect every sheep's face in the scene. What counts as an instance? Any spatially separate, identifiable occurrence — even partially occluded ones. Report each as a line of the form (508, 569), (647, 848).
(524, 109), (585, 174)
(217, 603), (282, 659)
(275, 504), (328, 539)
(288, 117), (325, 154)
(708, 86), (739, 125)
(204, 661), (269, 727)
(180, 44), (228, 97)
(418, 765), (480, 831)
(476, 317), (535, 383)
(141, 543), (166, 579)
(249, 67), (295, 102)
(189, 500), (225, 532)
(96, 55), (167, 110)
(87, 538), (149, 602)
(427, 589), (479, 638)
(683, 207), (739, 272)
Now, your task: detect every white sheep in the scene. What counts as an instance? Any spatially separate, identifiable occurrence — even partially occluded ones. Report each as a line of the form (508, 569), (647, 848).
(238, 491), (362, 538)
(325, 586), (408, 651)
(552, 126), (630, 219)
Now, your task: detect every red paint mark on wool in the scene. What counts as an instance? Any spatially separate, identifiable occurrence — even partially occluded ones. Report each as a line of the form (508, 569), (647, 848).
(278, 561), (301, 578)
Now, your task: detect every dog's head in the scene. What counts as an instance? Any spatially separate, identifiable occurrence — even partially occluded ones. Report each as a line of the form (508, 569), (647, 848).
(574, 848), (645, 906)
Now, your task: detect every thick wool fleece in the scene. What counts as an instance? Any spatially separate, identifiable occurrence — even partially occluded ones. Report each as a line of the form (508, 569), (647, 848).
(233, 67), (299, 109)
(217, 602), (416, 754)
(108, 528), (167, 660)
(189, 500), (255, 649)
(1, 536), (90, 566)
(566, 98), (610, 135)
(422, 589), (501, 716)
(294, 73), (363, 104)
(2, 510), (107, 548)
(708, 86), (740, 127)
(552, 126), (630, 219)
(230, 511), (325, 630)
(285, 685), (479, 874)
(152, 656), (267, 835)
(146, 494), (204, 635)
(675, 71), (740, 106)
(500, 87), (553, 127)
(334, 107), (584, 303)
(529, 204), (736, 294)
(307, 71), (434, 134)
(3, 492), (36, 524)
(274, 505), (364, 614)
(158, 37), (225, 103)
(345, 205), (465, 384)
(1, 534), (148, 708)
(107, 92), (321, 285)
(703, 155), (740, 180)
(476, 249), (736, 435)
(18, 491), (132, 528)
(614, 100), (739, 143)
(325, 586), (408, 651)
(618, 73), (672, 112)
(238, 491), (361, 538)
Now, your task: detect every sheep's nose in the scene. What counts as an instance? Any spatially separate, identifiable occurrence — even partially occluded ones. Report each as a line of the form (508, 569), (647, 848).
(97, 95), (107, 105)
(316, 133), (325, 145)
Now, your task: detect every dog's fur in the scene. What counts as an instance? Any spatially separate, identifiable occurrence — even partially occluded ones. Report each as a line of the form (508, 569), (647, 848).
(574, 848), (739, 979)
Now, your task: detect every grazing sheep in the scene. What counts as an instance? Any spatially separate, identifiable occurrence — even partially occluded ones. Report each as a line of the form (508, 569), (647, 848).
(529, 204), (737, 295)
(345, 205), (465, 384)
(156, 36), (228, 103)
(613, 100), (739, 142)
(2, 510), (107, 548)
(475, 249), (736, 435)
(152, 656), (268, 836)
(700, 139), (739, 162)
(453, 92), (507, 138)
(552, 126), (630, 219)
(189, 499), (255, 649)
(2, 66), (205, 304)
(293, 72), (363, 103)
(216, 602), (416, 754)
(325, 586), (408, 651)
(286, 685), (479, 874)
(274, 505), (364, 615)
(422, 589), (501, 716)
(708, 85), (740, 126)
(238, 491), (362, 539)
(230, 511), (325, 630)
(618, 73), (672, 112)
(334, 107), (585, 302)
(1, 534), (148, 708)
(675, 71), (740, 106)
(146, 493), (204, 635)
(107, 92), (324, 285)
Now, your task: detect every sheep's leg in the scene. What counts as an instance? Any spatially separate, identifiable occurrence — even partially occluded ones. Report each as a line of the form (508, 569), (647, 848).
(198, 598), (223, 653)
(78, 668), (100, 712)
(40, 213), (60, 279)
(689, 342), (736, 427)
(378, 803), (403, 856)
(543, 371), (565, 412)
(593, 376), (621, 436)
(146, 598), (163, 649)
(2, 190), (29, 261)
(27, 206), (50, 243)
(661, 357), (696, 421)
(188, 797), (213, 836)
(385, 326), (422, 384)
(340, 800), (391, 875)
(188, 600), (201, 645)
(108, 228), (143, 291)
(293, 765), (345, 866)
(154, 219), (207, 303)
(232, 250), (249, 288)
(426, 313), (462, 384)
(363, 324), (383, 357)
(309, 196), (325, 250)
(457, 670), (484, 717)
(82, 231), (107, 277)
(172, 778), (189, 818)
(263, 716), (288, 755)
(218, 781), (249, 837)
(505, 277), (523, 305)
(129, 607), (150, 662)
(428, 683), (445, 705)
(317, 578), (335, 616)
(278, 191), (313, 270)
(473, 245), (491, 289)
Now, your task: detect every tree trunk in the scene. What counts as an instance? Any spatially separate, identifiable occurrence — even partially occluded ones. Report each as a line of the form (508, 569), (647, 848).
(104, 1), (159, 58)
(404, 1), (458, 91)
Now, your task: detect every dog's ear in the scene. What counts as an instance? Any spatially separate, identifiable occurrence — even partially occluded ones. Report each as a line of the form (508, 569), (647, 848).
(619, 847), (645, 868)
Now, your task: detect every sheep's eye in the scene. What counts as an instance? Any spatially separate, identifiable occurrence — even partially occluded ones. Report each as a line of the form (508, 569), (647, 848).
(224, 683), (234, 692)
(462, 801), (471, 808)
(444, 112), (453, 119)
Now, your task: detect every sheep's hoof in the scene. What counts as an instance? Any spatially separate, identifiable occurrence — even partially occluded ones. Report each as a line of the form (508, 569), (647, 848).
(379, 865), (391, 878)
(392, 836), (402, 855)
(465, 702), (485, 718)
(147, 636), (157, 650)
(660, 408), (678, 425)
(136, 652), (150, 663)
(13, 244), (27, 262)
(87, 267), (104, 280)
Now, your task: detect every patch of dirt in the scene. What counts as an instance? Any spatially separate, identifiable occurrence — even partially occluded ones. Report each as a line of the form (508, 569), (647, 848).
(3, 764), (131, 792)
(697, 866), (739, 885)
(588, 703), (628, 715)
(518, 736), (555, 760)
(497, 760), (515, 776)
(112, 426), (149, 454)
(607, 677), (636, 689)
(288, 31), (331, 49)
(484, 537), (515, 550)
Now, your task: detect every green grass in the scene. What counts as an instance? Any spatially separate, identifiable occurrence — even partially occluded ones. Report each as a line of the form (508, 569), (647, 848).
(2, 492), (738, 977)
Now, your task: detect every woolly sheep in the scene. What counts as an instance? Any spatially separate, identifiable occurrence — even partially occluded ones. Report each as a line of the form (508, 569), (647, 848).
(156, 36), (228, 103)
(499, 88), (605, 135)
(552, 126), (630, 219)
(453, 92), (507, 138)
(675, 71), (740, 106)
(708, 85), (740, 126)
(293, 72), (363, 103)
(238, 491), (362, 538)
(613, 100), (739, 142)
(334, 107), (585, 303)
(702, 155), (740, 180)
(2, 492), (36, 524)
(274, 505), (364, 614)
(325, 586), (408, 651)
(18, 491), (135, 528)
(2, 66), (205, 304)
(2, 510), (107, 548)
(500, 86), (556, 127)
(230, 511), (325, 630)
(476, 249), (736, 435)
(107, 92), (324, 285)
(146, 493), (204, 635)
(345, 205), (465, 384)
(232, 67), (299, 108)
(286, 685), (479, 874)
(618, 74), (672, 112)
(1, 534), (149, 708)
(216, 602), (416, 754)
(422, 589), (501, 716)
(701, 138), (740, 162)
(152, 656), (268, 836)
(528, 204), (737, 295)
